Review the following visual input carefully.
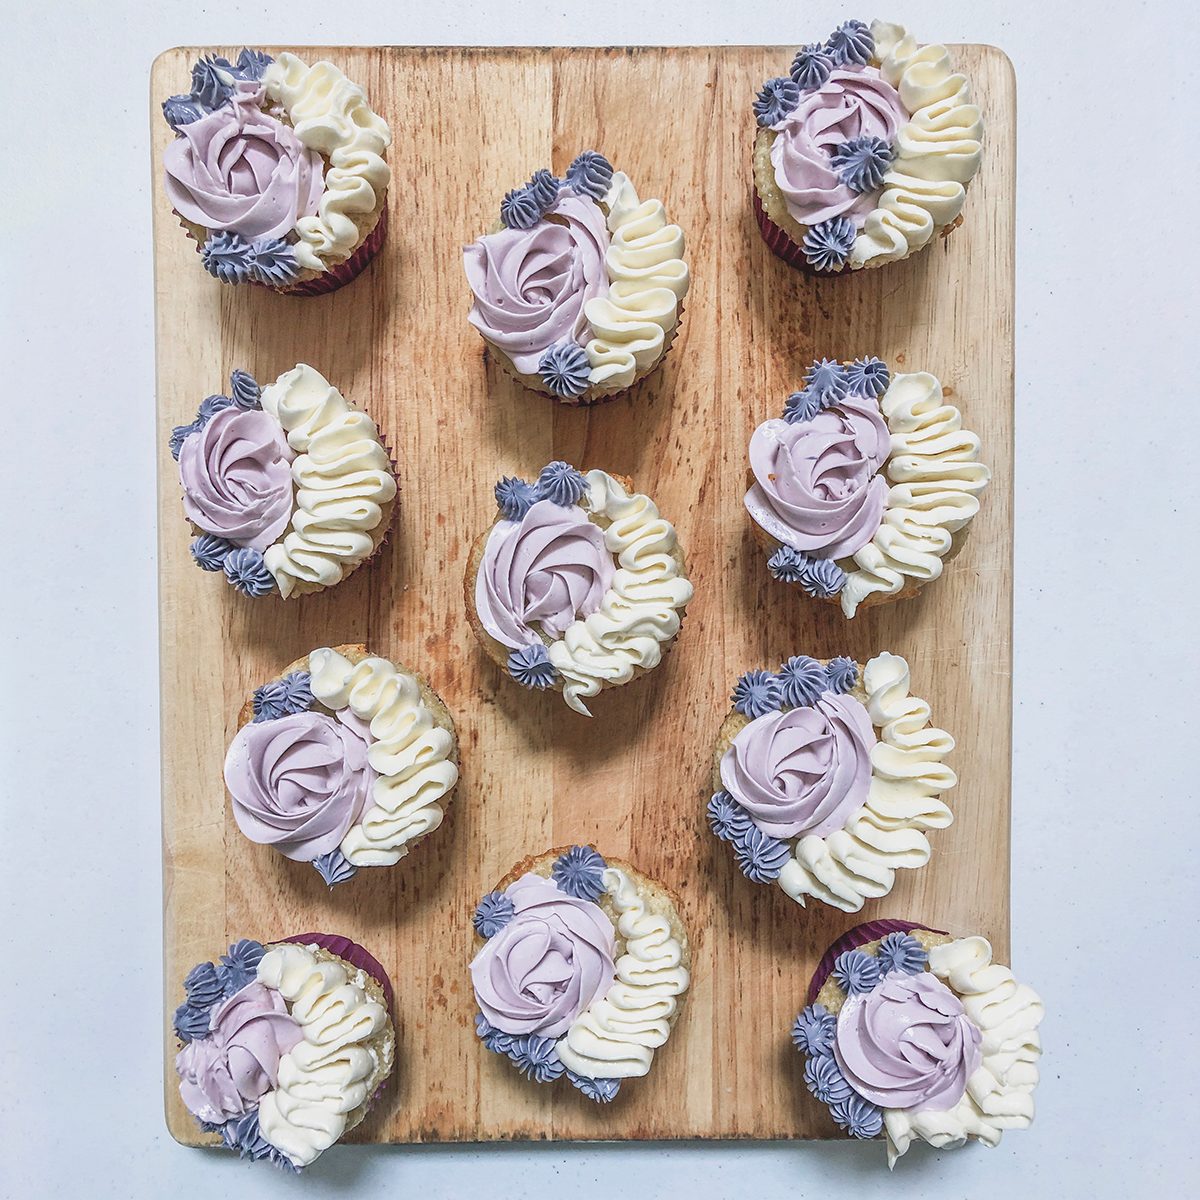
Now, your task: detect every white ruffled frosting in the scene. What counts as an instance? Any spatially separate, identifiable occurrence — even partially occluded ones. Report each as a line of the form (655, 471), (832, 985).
(546, 471), (693, 715)
(262, 53), (391, 273)
(255, 943), (392, 1168)
(849, 21), (984, 269)
(840, 370), (990, 618)
(582, 173), (689, 391)
(777, 652), (955, 912)
(556, 867), (690, 1079)
(260, 364), (396, 599)
(308, 647), (458, 867)
(884, 936), (1044, 1165)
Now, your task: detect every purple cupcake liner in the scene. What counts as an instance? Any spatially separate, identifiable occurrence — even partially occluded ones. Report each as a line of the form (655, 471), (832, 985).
(806, 919), (946, 1006)
(274, 206), (388, 297)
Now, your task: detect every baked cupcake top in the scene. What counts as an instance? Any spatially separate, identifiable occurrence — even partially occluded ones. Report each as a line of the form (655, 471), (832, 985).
(463, 151), (689, 402)
(160, 50), (390, 289)
(752, 20), (983, 272)
(172, 935), (395, 1170)
(745, 357), (989, 616)
(794, 921), (1043, 1163)
(170, 364), (396, 599)
(708, 653), (955, 912)
(465, 462), (693, 714)
(224, 645), (458, 884)
(470, 847), (690, 1099)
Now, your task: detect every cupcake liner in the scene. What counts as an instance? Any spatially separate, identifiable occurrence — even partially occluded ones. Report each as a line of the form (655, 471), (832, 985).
(275, 205), (389, 298)
(283, 932), (395, 1015)
(806, 919), (946, 1005)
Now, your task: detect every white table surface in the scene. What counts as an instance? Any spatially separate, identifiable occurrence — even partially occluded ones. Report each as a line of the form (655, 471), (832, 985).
(3, 1), (1196, 1195)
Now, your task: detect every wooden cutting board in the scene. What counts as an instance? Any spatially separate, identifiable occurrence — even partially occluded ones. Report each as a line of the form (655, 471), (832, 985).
(153, 44), (1014, 1145)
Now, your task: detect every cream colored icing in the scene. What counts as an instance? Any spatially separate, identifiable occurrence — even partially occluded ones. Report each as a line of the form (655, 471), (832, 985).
(840, 370), (990, 618)
(777, 652), (954, 912)
(259, 364), (396, 599)
(582, 173), (689, 390)
(261, 53), (391, 272)
(556, 867), (689, 1079)
(849, 21), (984, 269)
(546, 470), (693, 716)
(884, 936), (1044, 1165)
(255, 943), (392, 1168)
(307, 647), (457, 867)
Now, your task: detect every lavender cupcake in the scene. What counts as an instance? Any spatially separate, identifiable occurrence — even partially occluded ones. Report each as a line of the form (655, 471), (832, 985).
(463, 151), (689, 403)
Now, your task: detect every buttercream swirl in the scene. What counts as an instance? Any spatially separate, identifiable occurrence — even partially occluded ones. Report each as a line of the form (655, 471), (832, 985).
(308, 648), (458, 867)
(258, 365), (396, 599)
(777, 653), (955, 912)
(261, 54), (392, 272)
(254, 943), (392, 1168)
(839, 371), (991, 617)
(556, 868), (690, 1079)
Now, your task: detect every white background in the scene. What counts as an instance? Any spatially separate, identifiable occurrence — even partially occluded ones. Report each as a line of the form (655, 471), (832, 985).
(3, 1), (1196, 1196)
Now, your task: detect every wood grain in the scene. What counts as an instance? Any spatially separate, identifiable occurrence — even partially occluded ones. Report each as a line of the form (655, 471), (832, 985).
(153, 45), (1014, 1145)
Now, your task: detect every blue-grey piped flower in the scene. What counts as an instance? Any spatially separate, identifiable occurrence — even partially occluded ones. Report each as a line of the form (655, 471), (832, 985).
(535, 460), (588, 506)
(831, 1092), (884, 1138)
(845, 355), (890, 398)
(508, 1034), (565, 1083)
(233, 48), (274, 81)
(495, 475), (538, 521)
(567, 1070), (621, 1103)
(222, 1110), (273, 1160)
(707, 791), (753, 842)
(753, 76), (802, 127)
(247, 237), (301, 287)
(190, 535), (232, 573)
(804, 358), (850, 404)
(229, 369), (261, 409)
(183, 961), (223, 1009)
(832, 948), (882, 996)
(565, 150), (613, 200)
(804, 1052), (853, 1104)
(500, 186), (542, 230)
(791, 1004), (836, 1056)
(825, 656), (858, 694)
(475, 1013), (515, 1055)
(190, 56), (234, 111)
(799, 557), (847, 599)
(170, 421), (198, 460)
(767, 545), (809, 583)
(218, 939), (266, 994)
(507, 643), (557, 690)
(783, 387), (824, 424)
(201, 231), (254, 284)
(173, 1001), (211, 1043)
(551, 845), (607, 901)
(473, 890), (516, 938)
(802, 217), (856, 273)
(876, 931), (928, 976)
(252, 679), (288, 721)
(527, 168), (560, 209)
(777, 655), (828, 707)
(162, 94), (206, 131)
(790, 44), (834, 90)
(732, 669), (781, 717)
(196, 394), (234, 425)
(312, 849), (358, 887)
(733, 825), (790, 883)
(279, 672), (313, 714)
(538, 341), (591, 398)
(825, 19), (874, 67)
(831, 135), (893, 194)
(223, 548), (276, 597)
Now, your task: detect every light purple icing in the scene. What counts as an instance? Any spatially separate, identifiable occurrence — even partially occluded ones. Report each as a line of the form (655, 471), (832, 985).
(719, 694), (875, 840)
(769, 66), (907, 228)
(163, 82), (324, 240)
(178, 407), (294, 551)
(463, 189), (610, 373)
(744, 397), (890, 559)
(175, 982), (302, 1124)
(224, 709), (375, 862)
(474, 499), (615, 651)
(469, 873), (616, 1038)
(834, 970), (983, 1112)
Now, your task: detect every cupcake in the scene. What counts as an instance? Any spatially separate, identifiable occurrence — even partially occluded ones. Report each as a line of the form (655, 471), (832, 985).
(751, 20), (983, 273)
(745, 357), (989, 617)
(470, 846), (690, 1098)
(708, 653), (955, 912)
(224, 645), (458, 885)
(172, 934), (395, 1169)
(793, 921), (1044, 1163)
(169, 364), (397, 599)
(160, 50), (390, 295)
(464, 462), (693, 714)
(463, 150), (689, 403)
